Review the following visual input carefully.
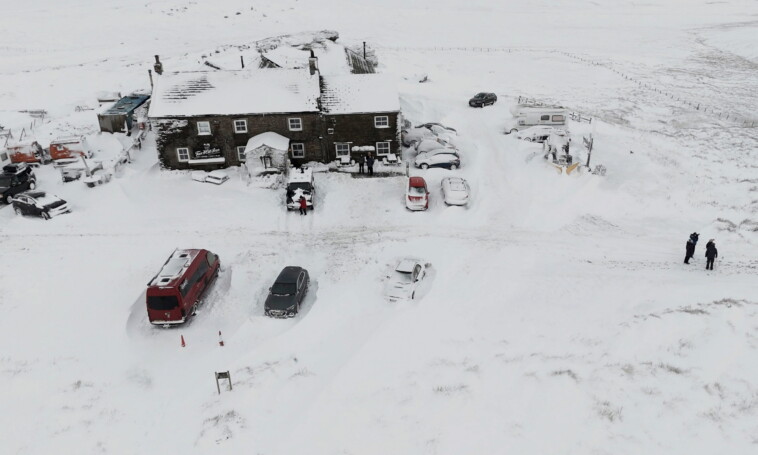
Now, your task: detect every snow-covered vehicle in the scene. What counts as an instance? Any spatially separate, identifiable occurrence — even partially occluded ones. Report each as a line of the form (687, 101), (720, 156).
(11, 191), (70, 219)
(1, 164), (37, 204)
(505, 105), (568, 133)
(415, 138), (454, 154)
(191, 170), (230, 185)
(415, 123), (457, 135)
(146, 249), (221, 326)
(515, 125), (561, 143)
(405, 176), (429, 211)
(401, 127), (436, 147)
(286, 168), (315, 210)
(415, 150), (461, 170)
(441, 177), (470, 206)
(384, 258), (431, 302)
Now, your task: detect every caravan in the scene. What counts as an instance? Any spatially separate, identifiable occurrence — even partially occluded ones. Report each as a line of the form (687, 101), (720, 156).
(505, 105), (568, 134)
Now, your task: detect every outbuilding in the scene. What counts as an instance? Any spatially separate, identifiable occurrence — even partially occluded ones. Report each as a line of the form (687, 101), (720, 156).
(98, 94), (151, 133)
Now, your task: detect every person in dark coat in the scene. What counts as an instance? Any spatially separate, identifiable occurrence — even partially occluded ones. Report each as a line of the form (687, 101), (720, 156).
(358, 155), (365, 174)
(684, 232), (699, 264)
(366, 153), (375, 176)
(705, 239), (718, 270)
(299, 196), (307, 216)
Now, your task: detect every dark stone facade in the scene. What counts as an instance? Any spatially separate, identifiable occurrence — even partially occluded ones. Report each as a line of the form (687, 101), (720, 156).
(152, 111), (400, 170)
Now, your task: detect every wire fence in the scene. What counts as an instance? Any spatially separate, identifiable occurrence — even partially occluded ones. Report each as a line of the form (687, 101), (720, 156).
(376, 46), (758, 128)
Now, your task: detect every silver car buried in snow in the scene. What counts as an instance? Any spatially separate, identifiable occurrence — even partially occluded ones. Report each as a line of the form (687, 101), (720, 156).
(441, 177), (470, 206)
(384, 259), (431, 302)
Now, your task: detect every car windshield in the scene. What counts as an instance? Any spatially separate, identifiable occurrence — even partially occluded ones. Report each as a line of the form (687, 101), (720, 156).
(475, 93), (487, 98)
(0, 176), (12, 188)
(147, 295), (179, 310)
(271, 282), (297, 296)
(409, 186), (426, 196)
(288, 182), (312, 192)
(36, 195), (60, 206)
(395, 271), (413, 283)
(449, 181), (467, 191)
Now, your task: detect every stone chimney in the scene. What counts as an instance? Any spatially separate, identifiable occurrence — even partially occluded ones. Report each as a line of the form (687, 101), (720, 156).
(154, 55), (163, 75)
(308, 50), (318, 76)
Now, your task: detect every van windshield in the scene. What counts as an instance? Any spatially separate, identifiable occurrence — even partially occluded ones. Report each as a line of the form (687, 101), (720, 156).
(288, 182), (312, 192)
(147, 295), (179, 310)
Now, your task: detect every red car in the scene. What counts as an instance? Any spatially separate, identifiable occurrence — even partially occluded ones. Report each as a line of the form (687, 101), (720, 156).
(146, 249), (220, 326)
(406, 176), (429, 211)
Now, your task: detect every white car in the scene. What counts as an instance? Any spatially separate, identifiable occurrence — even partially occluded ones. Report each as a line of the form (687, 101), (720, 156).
(414, 150), (461, 170)
(191, 170), (230, 185)
(385, 259), (431, 301)
(515, 125), (560, 143)
(415, 138), (454, 154)
(401, 127), (436, 147)
(441, 177), (470, 206)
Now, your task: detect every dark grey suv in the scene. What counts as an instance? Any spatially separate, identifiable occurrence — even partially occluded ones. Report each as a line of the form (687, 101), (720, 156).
(469, 92), (497, 107)
(1, 164), (37, 204)
(264, 266), (310, 318)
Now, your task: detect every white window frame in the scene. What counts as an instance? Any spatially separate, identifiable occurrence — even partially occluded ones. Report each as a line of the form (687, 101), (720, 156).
(197, 121), (211, 136)
(233, 119), (247, 134)
(376, 141), (391, 156)
(291, 143), (305, 158)
(288, 118), (303, 131)
(374, 115), (389, 128)
(335, 143), (350, 157)
(177, 147), (190, 162)
(236, 146), (247, 161)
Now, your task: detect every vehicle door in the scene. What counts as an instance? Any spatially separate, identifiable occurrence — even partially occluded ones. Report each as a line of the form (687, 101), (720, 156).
(296, 272), (305, 303)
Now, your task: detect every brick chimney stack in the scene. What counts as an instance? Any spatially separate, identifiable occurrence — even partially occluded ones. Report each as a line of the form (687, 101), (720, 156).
(308, 50), (318, 76)
(154, 55), (163, 75)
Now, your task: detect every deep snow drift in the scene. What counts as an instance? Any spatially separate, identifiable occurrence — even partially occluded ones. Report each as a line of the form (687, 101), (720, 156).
(1, 1), (758, 454)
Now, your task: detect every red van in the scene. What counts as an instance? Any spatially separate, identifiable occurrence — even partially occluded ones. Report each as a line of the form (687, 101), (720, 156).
(49, 136), (92, 161)
(146, 249), (221, 326)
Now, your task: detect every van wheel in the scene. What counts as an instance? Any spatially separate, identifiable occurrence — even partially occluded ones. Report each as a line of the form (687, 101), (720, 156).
(191, 303), (198, 316)
(509, 129), (518, 134)
(421, 163), (429, 170)
(4, 194), (12, 204)
(14, 207), (23, 216)
(41, 212), (51, 220)
(450, 164), (458, 170)
(525, 137), (533, 142)
(29, 181), (36, 190)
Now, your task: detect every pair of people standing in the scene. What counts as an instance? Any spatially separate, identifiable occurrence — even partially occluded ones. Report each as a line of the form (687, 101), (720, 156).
(358, 153), (375, 176)
(684, 232), (718, 270)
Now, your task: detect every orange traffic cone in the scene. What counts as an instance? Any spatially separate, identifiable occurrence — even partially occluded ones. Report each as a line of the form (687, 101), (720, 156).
(218, 331), (224, 347)
(181, 334), (186, 348)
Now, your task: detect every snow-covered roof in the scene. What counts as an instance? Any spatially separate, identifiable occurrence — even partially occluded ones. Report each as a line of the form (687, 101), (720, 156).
(396, 259), (417, 273)
(320, 74), (400, 114)
(261, 47), (310, 69)
(150, 249), (200, 287)
(149, 69), (320, 117)
(288, 168), (313, 183)
(245, 132), (290, 152)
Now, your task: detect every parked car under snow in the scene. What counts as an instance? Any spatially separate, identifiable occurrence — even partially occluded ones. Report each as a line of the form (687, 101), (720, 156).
(384, 258), (431, 302)
(441, 177), (470, 206)
(414, 150), (461, 170)
(516, 125), (563, 143)
(405, 176), (429, 211)
(192, 170), (230, 185)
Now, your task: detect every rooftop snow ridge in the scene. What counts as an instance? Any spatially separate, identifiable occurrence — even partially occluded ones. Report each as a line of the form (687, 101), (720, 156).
(151, 249), (198, 286)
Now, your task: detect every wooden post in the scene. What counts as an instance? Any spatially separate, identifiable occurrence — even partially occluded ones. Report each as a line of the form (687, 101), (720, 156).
(148, 69), (153, 89)
(363, 41), (366, 59)
(240, 55), (245, 69)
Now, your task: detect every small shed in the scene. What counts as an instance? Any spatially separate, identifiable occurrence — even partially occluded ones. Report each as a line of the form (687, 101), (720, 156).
(98, 94), (150, 133)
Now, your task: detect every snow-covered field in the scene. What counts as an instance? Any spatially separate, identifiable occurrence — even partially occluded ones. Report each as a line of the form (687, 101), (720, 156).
(2, 1), (758, 454)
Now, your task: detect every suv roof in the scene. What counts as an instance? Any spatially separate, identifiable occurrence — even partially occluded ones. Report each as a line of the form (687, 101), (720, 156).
(276, 266), (304, 283)
(409, 176), (426, 187)
(288, 168), (313, 184)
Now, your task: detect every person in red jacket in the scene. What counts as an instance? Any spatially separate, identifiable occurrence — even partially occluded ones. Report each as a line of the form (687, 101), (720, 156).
(299, 196), (308, 216)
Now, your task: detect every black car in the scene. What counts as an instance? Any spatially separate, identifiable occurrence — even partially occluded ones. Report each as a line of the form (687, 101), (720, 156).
(11, 191), (70, 219)
(469, 92), (497, 108)
(1, 164), (37, 204)
(264, 266), (310, 318)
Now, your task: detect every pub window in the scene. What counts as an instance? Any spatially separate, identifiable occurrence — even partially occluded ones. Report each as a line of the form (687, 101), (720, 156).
(291, 143), (305, 158)
(335, 143), (349, 157)
(288, 118), (302, 131)
(236, 146), (247, 161)
(197, 121), (211, 135)
(374, 116), (389, 128)
(233, 119), (247, 133)
(376, 142), (390, 156)
(177, 147), (190, 162)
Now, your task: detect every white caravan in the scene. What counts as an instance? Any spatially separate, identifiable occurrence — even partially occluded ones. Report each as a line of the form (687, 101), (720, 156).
(505, 105), (568, 133)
